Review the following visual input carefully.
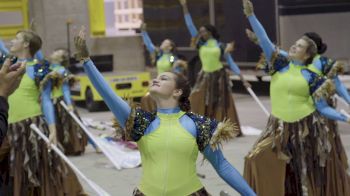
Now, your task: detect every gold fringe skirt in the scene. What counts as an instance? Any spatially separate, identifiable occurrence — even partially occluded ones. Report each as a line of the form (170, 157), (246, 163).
(189, 68), (242, 136)
(324, 118), (350, 196)
(0, 116), (86, 196)
(54, 98), (87, 155)
(244, 112), (334, 196)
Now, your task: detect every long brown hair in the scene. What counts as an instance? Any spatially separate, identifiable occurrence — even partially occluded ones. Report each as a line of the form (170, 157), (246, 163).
(304, 32), (327, 54)
(54, 48), (69, 67)
(17, 30), (42, 57)
(172, 72), (191, 112)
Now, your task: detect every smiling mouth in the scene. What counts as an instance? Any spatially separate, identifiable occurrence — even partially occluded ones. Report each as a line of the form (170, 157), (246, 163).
(151, 83), (160, 87)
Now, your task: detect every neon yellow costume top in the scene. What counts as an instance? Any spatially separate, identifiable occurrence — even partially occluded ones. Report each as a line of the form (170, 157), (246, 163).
(137, 111), (203, 196)
(156, 53), (174, 74)
(270, 63), (315, 122)
(199, 39), (223, 72)
(8, 61), (42, 123)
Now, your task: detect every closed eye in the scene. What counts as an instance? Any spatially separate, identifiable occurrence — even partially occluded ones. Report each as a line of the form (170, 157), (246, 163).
(159, 75), (170, 80)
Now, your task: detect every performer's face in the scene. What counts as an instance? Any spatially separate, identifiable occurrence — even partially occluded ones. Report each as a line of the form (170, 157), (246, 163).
(50, 49), (65, 63)
(288, 38), (310, 63)
(160, 39), (173, 52)
(149, 72), (182, 100)
(199, 26), (211, 41)
(10, 32), (28, 55)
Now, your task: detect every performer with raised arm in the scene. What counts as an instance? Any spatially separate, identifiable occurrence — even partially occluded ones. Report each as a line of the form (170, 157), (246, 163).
(74, 28), (256, 196)
(246, 28), (350, 195)
(242, 0), (350, 195)
(302, 32), (350, 196)
(140, 22), (188, 112)
(0, 30), (85, 196)
(140, 23), (187, 75)
(45, 48), (88, 155)
(179, 0), (253, 136)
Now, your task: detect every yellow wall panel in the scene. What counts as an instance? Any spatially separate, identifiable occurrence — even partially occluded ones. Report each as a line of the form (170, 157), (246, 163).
(0, 0), (28, 39)
(87, 0), (106, 36)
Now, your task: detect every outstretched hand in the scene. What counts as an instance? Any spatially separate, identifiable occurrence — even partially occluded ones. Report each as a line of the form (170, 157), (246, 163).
(30, 19), (37, 32)
(239, 74), (252, 89)
(140, 22), (147, 31)
(243, 80), (252, 89)
(48, 124), (58, 147)
(245, 29), (259, 45)
(243, 0), (254, 17)
(73, 26), (90, 61)
(225, 42), (235, 54)
(179, 0), (187, 6)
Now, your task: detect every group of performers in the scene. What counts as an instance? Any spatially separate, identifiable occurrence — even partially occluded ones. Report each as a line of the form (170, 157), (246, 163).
(0, 29), (88, 194)
(0, 0), (349, 195)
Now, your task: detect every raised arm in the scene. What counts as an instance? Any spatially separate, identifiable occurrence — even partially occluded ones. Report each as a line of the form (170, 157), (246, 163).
(203, 146), (256, 196)
(179, 0), (198, 37)
(74, 29), (131, 127)
(243, 0), (275, 60)
(140, 23), (156, 54)
(223, 43), (252, 88)
(223, 46), (241, 75)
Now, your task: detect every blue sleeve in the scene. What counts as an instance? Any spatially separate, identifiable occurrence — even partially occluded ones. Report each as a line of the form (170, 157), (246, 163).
(224, 53), (241, 75)
(203, 146), (256, 196)
(280, 49), (288, 58)
(312, 57), (323, 71)
(184, 13), (198, 38)
(83, 60), (131, 127)
(315, 98), (347, 122)
(334, 76), (350, 104)
(41, 80), (56, 125)
(248, 15), (275, 61)
(302, 70), (347, 122)
(34, 50), (44, 61)
(0, 38), (9, 55)
(62, 81), (72, 105)
(141, 31), (156, 54)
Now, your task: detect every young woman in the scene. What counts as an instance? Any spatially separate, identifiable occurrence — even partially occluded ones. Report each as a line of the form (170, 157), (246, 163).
(0, 30), (85, 196)
(242, 0), (350, 195)
(179, 0), (251, 136)
(74, 29), (256, 196)
(45, 48), (87, 155)
(140, 23), (188, 112)
(303, 32), (350, 195)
